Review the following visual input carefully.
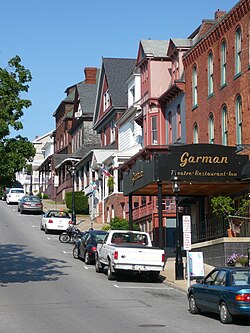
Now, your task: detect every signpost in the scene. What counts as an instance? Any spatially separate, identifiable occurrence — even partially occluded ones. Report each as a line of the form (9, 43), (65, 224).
(182, 215), (191, 288)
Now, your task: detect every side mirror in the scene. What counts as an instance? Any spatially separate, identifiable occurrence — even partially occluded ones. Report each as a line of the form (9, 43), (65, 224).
(196, 278), (204, 284)
(97, 239), (104, 244)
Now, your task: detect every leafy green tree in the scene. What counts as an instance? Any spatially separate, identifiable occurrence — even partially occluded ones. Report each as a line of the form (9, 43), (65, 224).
(211, 195), (250, 232)
(211, 196), (250, 220)
(0, 56), (35, 186)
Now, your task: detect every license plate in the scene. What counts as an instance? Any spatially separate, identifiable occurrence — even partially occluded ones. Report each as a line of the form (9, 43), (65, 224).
(132, 265), (147, 271)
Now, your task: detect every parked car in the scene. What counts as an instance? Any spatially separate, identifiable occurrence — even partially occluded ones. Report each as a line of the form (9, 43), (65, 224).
(18, 195), (43, 214)
(73, 230), (108, 264)
(6, 188), (25, 204)
(188, 267), (250, 324)
(40, 210), (72, 233)
(95, 230), (165, 281)
(2, 187), (10, 201)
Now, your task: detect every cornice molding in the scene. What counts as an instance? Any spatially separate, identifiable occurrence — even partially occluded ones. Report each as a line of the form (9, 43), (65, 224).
(183, 0), (249, 68)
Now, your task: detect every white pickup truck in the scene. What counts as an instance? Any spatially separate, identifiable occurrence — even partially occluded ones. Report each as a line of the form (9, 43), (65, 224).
(95, 230), (165, 282)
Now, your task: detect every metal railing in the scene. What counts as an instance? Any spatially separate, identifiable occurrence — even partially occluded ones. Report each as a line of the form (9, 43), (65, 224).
(191, 217), (250, 244)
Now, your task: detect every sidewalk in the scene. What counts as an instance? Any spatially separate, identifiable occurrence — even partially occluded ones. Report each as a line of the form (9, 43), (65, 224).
(160, 258), (214, 292)
(42, 199), (212, 292)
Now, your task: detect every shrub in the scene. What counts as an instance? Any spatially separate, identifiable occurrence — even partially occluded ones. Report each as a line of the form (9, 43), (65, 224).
(109, 217), (140, 230)
(102, 224), (111, 231)
(37, 193), (49, 199)
(227, 253), (248, 266)
(65, 191), (89, 214)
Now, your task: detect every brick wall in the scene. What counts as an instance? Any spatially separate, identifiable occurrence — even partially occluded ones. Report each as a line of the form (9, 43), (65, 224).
(184, 2), (250, 146)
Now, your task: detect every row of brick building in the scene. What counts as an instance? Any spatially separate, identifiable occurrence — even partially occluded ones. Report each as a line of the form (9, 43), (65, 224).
(37, 0), (250, 263)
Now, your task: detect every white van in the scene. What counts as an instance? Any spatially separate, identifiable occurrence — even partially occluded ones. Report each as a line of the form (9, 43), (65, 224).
(6, 188), (25, 204)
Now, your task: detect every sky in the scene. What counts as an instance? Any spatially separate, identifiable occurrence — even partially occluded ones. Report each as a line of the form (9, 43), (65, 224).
(0, 0), (238, 142)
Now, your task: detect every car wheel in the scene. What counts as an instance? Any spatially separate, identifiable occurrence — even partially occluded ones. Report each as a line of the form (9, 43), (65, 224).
(45, 226), (49, 234)
(84, 251), (90, 264)
(40, 222), (44, 231)
(95, 255), (103, 273)
(107, 261), (115, 280)
(20, 208), (23, 214)
(219, 302), (233, 324)
(189, 294), (200, 314)
(73, 246), (79, 259)
(17, 206), (20, 212)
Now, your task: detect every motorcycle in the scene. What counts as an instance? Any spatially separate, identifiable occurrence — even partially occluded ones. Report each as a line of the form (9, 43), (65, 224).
(59, 224), (84, 243)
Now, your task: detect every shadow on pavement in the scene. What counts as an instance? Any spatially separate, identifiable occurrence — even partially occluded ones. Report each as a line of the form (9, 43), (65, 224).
(0, 244), (70, 285)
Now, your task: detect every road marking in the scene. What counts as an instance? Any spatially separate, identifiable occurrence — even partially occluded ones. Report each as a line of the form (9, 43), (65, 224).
(47, 237), (50, 240)
(84, 266), (88, 270)
(113, 285), (173, 289)
(63, 251), (67, 254)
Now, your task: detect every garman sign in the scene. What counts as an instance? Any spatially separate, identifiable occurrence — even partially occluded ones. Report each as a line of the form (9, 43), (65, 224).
(123, 144), (249, 195)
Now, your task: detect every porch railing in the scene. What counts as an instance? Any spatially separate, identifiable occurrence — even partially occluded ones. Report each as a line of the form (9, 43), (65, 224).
(191, 217), (250, 244)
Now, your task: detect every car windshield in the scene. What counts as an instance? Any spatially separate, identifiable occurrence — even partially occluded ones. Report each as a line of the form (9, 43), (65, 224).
(111, 232), (148, 245)
(23, 196), (40, 202)
(231, 270), (250, 286)
(11, 189), (24, 193)
(92, 233), (107, 243)
(48, 211), (70, 218)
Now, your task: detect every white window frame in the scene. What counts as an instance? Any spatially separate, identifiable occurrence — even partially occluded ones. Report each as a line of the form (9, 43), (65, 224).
(221, 105), (228, 146)
(221, 41), (227, 86)
(103, 90), (110, 111)
(192, 65), (198, 107)
(235, 27), (242, 75)
(193, 123), (198, 144)
(236, 95), (242, 145)
(110, 120), (115, 143)
(208, 52), (214, 96)
(208, 113), (215, 144)
(151, 116), (158, 144)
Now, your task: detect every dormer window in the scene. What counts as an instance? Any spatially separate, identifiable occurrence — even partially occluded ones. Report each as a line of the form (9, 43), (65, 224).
(75, 103), (82, 118)
(103, 90), (110, 111)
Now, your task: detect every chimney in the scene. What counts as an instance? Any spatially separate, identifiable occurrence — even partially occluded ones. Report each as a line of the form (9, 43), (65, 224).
(84, 67), (97, 84)
(214, 10), (226, 21)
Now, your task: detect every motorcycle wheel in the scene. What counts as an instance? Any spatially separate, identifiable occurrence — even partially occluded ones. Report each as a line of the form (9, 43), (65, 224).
(59, 233), (71, 243)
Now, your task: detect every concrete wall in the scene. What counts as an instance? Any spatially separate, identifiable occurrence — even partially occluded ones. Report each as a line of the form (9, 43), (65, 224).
(191, 238), (250, 267)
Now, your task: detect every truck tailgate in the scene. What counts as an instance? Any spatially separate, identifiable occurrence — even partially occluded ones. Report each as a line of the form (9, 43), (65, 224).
(114, 246), (164, 267)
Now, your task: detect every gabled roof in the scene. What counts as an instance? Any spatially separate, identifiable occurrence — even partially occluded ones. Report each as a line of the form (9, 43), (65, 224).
(53, 88), (75, 117)
(103, 58), (136, 107)
(140, 40), (169, 58)
(93, 58), (136, 129)
(72, 144), (101, 159)
(32, 131), (54, 144)
(77, 69), (100, 114)
(63, 89), (75, 103)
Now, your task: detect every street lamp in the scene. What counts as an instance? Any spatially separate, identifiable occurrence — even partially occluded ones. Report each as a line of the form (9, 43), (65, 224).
(70, 163), (76, 225)
(171, 172), (184, 280)
(26, 163), (33, 195)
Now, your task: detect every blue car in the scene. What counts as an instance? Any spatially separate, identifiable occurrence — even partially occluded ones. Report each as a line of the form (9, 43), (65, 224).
(188, 267), (250, 324)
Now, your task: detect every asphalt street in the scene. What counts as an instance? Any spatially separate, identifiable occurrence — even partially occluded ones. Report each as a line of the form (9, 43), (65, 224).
(0, 201), (250, 333)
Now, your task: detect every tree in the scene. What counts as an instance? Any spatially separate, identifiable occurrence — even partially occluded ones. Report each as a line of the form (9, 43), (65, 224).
(211, 195), (250, 235)
(0, 56), (35, 186)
